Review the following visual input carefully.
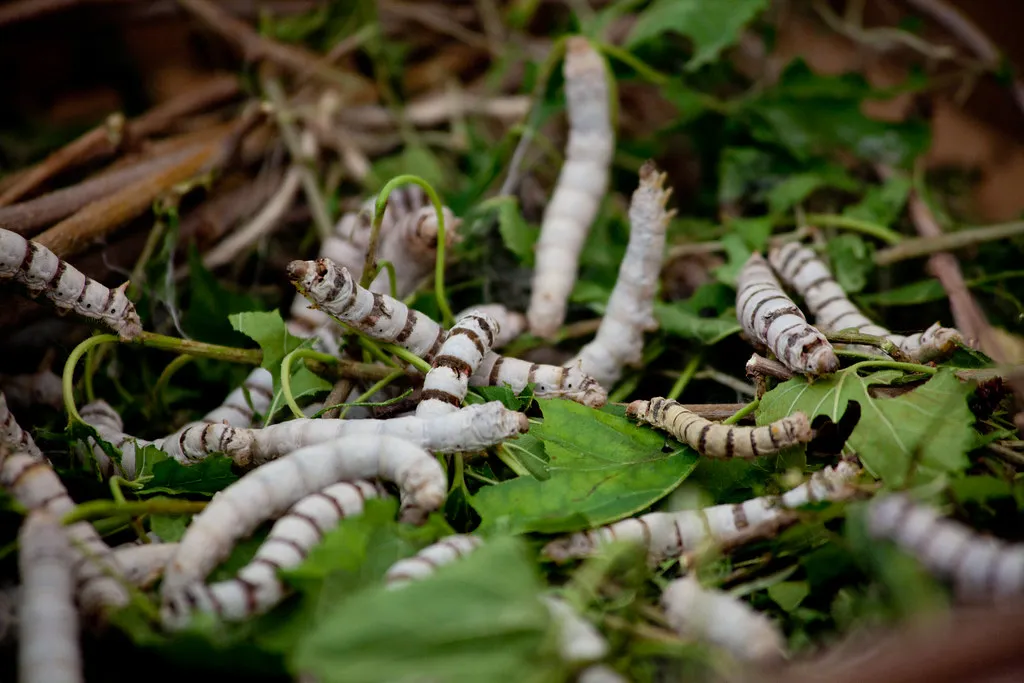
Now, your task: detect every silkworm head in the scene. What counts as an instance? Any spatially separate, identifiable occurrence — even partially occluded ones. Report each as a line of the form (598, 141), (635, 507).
(286, 260), (312, 283)
(625, 400), (647, 419)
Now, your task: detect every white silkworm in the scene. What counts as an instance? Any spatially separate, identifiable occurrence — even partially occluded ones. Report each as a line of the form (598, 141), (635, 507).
(384, 534), (484, 588)
(768, 243), (962, 361)
(736, 253), (838, 377)
(200, 367), (275, 428)
(571, 161), (673, 387)
(18, 511), (83, 683)
(0, 228), (142, 341)
(474, 354), (608, 408)
(288, 257), (607, 406)
(626, 397), (812, 458)
(577, 665), (628, 683)
(79, 400), (154, 479)
(161, 435), (445, 604)
(543, 461), (860, 563)
(164, 480), (385, 628)
(111, 543), (179, 588)
(0, 369), (63, 410)
(417, 313), (499, 419)
(661, 575), (785, 663)
(867, 493), (1024, 601)
(159, 401), (529, 466)
(369, 202), (460, 297)
(542, 595), (609, 664)
(528, 36), (615, 338)
(455, 304), (526, 349)
(2, 390), (43, 461)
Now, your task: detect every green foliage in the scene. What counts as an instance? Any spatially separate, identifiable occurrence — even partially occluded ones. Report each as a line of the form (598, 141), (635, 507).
(472, 399), (699, 534)
(182, 246), (263, 347)
(135, 445), (238, 497)
(827, 235), (874, 294)
(496, 197), (540, 265)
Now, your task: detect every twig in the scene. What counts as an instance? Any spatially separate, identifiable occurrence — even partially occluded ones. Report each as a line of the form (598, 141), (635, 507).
(745, 353), (794, 381)
(873, 221), (1024, 265)
(321, 379), (354, 420)
(380, 0), (493, 52)
(825, 331), (912, 362)
(306, 359), (418, 383)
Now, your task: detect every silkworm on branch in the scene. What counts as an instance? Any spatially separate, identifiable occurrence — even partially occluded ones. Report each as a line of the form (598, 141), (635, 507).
(0, 228), (142, 341)
(160, 401), (529, 467)
(768, 242), (962, 362)
(384, 534), (484, 589)
(18, 511), (83, 683)
(417, 313), (499, 419)
(528, 36), (615, 338)
(164, 480), (385, 628)
(661, 575), (785, 663)
(473, 354), (607, 407)
(161, 434), (445, 606)
(626, 397), (812, 458)
(456, 304), (526, 349)
(543, 461), (860, 562)
(571, 161), (673, 387)
(867, 493), (1024, 601)
(736, 253), (838, 377)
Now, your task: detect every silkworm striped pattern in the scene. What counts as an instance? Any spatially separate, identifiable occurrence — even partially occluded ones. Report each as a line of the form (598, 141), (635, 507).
(1, 390), (43, 461)
(474, 354), (607, 408)
(867, 493), (1024, 601)
(455, 304), (526, 349)
(543, 461), (860, 562)
(571, 161), (673, 387)
(164, 480), (385, 628)
(0, 228), (142, 341)
(736, 252), (838, 377)
(417, 313), (499, 418)
(384, 534), (483, 588)
(528, 36), (615, 338)
(161, 435), (445, 602)
(626, 397), (812, 458)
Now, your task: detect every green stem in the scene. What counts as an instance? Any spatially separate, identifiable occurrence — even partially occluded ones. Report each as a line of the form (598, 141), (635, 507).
(367, 175), (454, 326)
(63, 334), (119, 425)
(825, 330), (911, 362)
(281, 348), (339, 419)
(62, 499), (207, 525)
(495, 443), (531, 478)
(847, 360), (938, 375)
(153, 354), (194, 407)
(377, 259), (398, 298)
(666, 354), (702, 401)
(384, 343), (432, 374)
(136, 331), (261, 364)
(723, 399), (760, 426)
(339, 370), (405, 419)
(803, 213), (904, 245)
(83, 343), (99, 403)
(873, 220), (1024, 266)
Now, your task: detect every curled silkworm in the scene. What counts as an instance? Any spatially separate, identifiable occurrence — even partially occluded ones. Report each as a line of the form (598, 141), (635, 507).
(18, 511), (83, 683)
(201, 367), (275, 428)
(768, 243), (962, 361)
(661, 575), (785, 663)
(369, 201), (460, 297)
(0, 228), (142, 341)
(626, 397), (812, 458)
(867, 493), (1024, 601)
(164, 481), (385, 628)
(384, 534), (484, 589)
(288, 258), (447, 361)
(528, 36), (615, 338)
(161, 435), (445, 603)
(159, 401), (529, 467)
(543, 461), (860, 563)
(542, 594), (608, 664)
(417, 313), (499, 419)
(1, 390), (43, 461)
(736, 253), (838, 377)
(456, 304), (526, 349)
(474, 355), (607, 408)
(111, 543), (178, 588)
(571, 161), (673, 387)
(0, 369), (63, 410)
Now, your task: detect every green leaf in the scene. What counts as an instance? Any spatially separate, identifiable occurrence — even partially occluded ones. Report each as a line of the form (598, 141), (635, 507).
(733, 216), (774, 251)
(856, 279), (947, 306)
(472, 399), (699, 534)
(627, 0), (769, 71)
(767, 581), (810, 612)
(136, 446), (238, 497)
(948, 475), (1013, 504)
(827, 234), (874, 294)
(843, 175), (912, 226)
(712, 233), (753, 286)
(466, 384), (535, 412)
(150, 514), (189, 542)
(496, 198), (539, 265)
(757, 368), (974, 485)
(182, 245), (263, 346)
(291, 536), (561, 683)
(654, 302), (741, 346)
(498, 433), (551, 481)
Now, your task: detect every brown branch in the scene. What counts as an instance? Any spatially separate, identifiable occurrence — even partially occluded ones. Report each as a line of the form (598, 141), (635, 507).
(0, 74), (241, 207)
(746, 353), (794, 381)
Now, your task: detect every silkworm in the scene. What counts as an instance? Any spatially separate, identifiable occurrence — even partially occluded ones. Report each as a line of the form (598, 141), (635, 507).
(542, 594), (609, 664)
(455, 304), (526, 349)
(768, 243), (962, 361)
(867, 493), (1024, 601)
(2, 390), (43, 461)
(528, 36), (615, 338)
(159, 401), (529, 467)
(164, 480), (385, 628)
(736, 252), (838, 377)
(18, 511), (83, 683)
(578, 665), (629, 683)
(369, 201), (460, 297)
(0, 228), (142, 341)
(661, 575), (785, 663)
(0, 369), (64, 410)
(417, 313), (499, 419)
(200, 366), (275, 428)
(79, 400), (154, 479)
(161, 434), (445, 604)
(2, 401), (129, 613)
(111, 542), (179, 589)
(384, 534), (484, 589)
(626, 397), (812, 458)
(543, 461), (860, 563)
(571, 161), (673, 387)
(289, 257), (607, 406)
